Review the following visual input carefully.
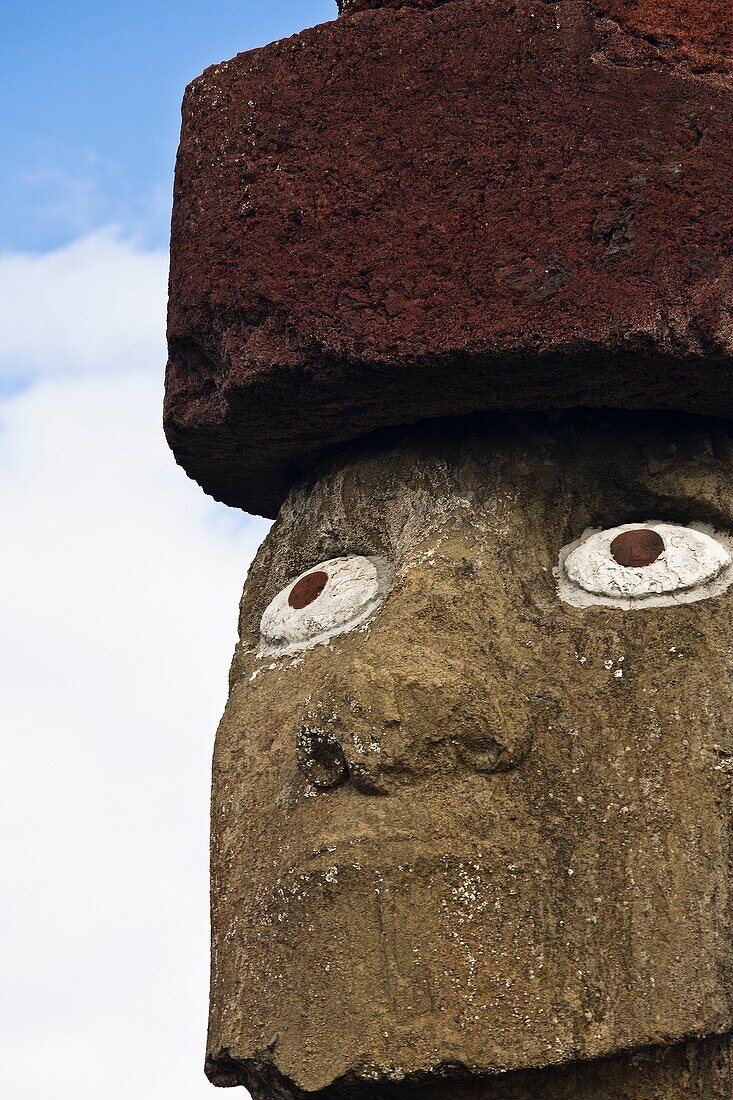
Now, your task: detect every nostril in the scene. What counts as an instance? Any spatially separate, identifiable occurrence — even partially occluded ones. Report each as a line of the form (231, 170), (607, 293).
(296, 725), (349, 789)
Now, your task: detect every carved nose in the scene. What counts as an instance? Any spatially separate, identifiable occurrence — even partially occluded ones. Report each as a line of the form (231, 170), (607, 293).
(294, 662), (540, 795)
(296, 722), (349, 789)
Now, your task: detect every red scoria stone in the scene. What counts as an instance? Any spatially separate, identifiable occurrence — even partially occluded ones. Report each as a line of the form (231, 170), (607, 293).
(165, 0), (733, 517)
(338, 0), (732, 70)
(289, 571), (329, 609)
(610, 529), (665, 567)
(599, 0), (731, 70)
(338, 0), (449, 15)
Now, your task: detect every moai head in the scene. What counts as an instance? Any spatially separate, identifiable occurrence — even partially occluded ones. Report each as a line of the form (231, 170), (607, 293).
(164, 1), (733, 1097)
(201, 413), (733, 1097)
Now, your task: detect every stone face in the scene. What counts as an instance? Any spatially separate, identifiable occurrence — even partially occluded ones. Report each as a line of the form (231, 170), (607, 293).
(166, 0), (733, 518)
(208, 412), (733, 1097)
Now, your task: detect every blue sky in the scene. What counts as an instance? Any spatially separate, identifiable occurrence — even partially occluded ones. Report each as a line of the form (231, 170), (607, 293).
(2, 0), (336, 250)
(0, 4), (336, 1098)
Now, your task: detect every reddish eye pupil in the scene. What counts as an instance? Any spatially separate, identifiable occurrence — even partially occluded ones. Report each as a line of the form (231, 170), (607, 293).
(610, 529), (665, 568)
(288, 570), (329, 609)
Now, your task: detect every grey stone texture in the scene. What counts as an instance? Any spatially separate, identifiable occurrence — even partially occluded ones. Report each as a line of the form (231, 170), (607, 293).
(207, 413), (733, 1097)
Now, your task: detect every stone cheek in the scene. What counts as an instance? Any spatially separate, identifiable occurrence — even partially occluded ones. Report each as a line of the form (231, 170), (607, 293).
(165, 0), (733, 517)
(206, 417), (733, 1097)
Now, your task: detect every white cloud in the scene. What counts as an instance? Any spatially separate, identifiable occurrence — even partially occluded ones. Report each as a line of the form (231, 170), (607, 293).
(0, 231), (168, 379)
(0, 235), (265, 1099)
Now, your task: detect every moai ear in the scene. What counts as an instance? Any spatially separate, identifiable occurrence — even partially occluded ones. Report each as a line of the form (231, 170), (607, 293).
(165, 0), (733, 519)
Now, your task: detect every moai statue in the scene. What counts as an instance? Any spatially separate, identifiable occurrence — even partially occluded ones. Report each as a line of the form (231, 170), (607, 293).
(165, 1), (733, 1097)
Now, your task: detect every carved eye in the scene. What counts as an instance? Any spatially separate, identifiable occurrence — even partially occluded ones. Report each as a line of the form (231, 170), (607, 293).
(560, 523), (733, 608)
(259, 555), (390, 654)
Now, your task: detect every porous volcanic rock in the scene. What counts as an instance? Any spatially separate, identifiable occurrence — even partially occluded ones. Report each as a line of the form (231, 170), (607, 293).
(599, 0), (732, 70)
(208, 412), (733, 1096)
(166, 0), (733, 517)
(337, 0), (458, 15)
(338, 0), (733, 72)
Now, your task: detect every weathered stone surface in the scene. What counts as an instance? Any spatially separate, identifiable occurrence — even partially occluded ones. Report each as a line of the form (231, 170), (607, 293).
(220, 1034), (733, 1098)
(208, 412), (733, 1097)
(338, 0), (733, 73)
(166, 0), (733, 518)
(600, 0), (732, 69)
(337, 0), (459, 14)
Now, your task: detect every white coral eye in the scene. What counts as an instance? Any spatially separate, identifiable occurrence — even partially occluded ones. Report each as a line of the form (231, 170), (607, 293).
(259, 555), (391, 654)
(559, 523), (733, 609)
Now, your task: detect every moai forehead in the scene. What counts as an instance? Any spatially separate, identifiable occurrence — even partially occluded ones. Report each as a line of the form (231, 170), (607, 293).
(207, 413), (733, 1096)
